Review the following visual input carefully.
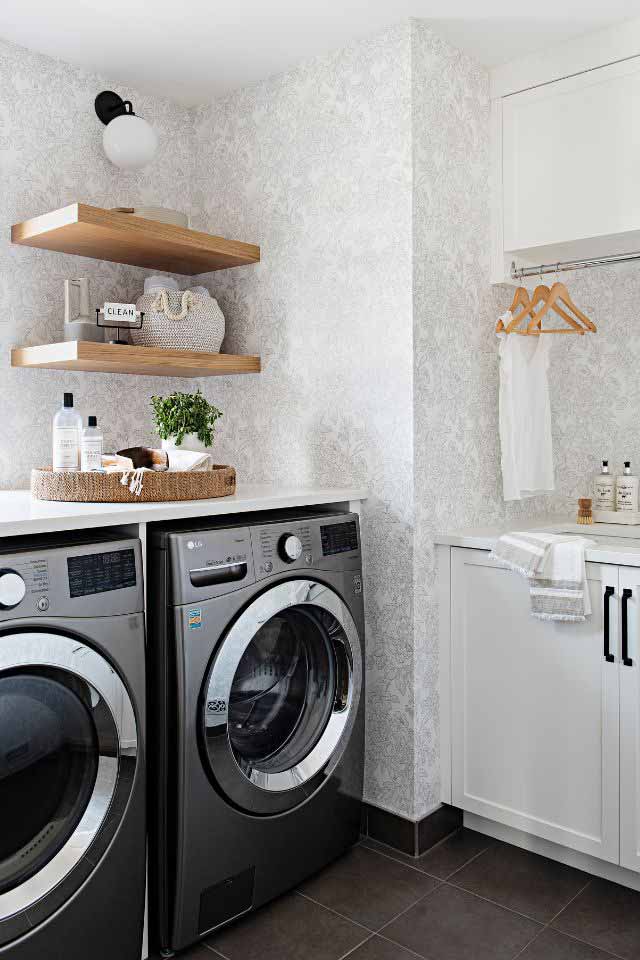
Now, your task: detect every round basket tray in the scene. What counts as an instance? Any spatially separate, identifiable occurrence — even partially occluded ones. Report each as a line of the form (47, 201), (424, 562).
(32, 466), (236, 503)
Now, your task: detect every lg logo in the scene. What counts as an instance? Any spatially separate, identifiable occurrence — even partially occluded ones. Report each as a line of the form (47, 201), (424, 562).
(187, 540), (204, 551)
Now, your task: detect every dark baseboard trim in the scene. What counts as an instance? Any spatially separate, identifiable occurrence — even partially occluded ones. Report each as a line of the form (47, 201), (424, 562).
(362, 802), (462, 857)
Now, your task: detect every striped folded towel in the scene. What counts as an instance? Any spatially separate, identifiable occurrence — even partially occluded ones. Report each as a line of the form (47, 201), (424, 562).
(489, 531), (596, 622)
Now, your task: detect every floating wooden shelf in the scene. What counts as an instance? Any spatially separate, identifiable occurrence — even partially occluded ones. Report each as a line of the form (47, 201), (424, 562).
(11, 203), (260, 275)
(11, 341), (261, 378)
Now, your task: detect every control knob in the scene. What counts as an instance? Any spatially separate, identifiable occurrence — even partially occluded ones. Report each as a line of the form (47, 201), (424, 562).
(0, 570), (26, 610)
(278, 534), (303, 564)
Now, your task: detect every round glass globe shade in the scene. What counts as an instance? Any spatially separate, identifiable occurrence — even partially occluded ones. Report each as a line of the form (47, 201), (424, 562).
(102, 114), (158, 171)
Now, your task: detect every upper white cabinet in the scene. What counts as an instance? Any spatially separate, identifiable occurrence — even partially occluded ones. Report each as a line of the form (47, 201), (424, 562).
(492, 56), (640, 281)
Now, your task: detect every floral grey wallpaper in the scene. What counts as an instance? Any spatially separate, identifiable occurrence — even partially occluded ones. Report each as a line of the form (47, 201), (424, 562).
(0, 37), (196, 486)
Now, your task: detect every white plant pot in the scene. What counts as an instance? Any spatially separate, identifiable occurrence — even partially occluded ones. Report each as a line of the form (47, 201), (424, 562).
(161, 433), (209, 453)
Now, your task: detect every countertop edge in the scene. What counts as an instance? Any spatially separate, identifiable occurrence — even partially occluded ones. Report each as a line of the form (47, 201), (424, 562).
(435, 521), (640, 567)
(0, 486), (368, 538)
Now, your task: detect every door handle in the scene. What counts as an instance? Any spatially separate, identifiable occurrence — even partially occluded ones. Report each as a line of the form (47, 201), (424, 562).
(604, 586), (615, 663)
(622, 588), (633, 667)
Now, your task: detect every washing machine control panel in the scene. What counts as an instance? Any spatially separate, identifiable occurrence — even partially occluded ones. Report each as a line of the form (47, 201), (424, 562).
(0, 539), (143, 621)
(252, 514), (361, 580)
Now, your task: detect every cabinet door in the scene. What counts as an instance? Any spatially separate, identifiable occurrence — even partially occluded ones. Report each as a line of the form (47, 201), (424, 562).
(619, 567), (640, 873)
(451, 549), (620, 863)
(502, 57), (640, 254)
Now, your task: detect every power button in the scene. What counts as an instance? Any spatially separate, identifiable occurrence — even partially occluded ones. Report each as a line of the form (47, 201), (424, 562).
(37, 597), (50, 612)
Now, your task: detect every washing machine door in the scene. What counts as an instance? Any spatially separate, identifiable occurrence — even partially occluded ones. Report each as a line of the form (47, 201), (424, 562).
(0, 630), (138, 942)
(202, 579), (362, 815)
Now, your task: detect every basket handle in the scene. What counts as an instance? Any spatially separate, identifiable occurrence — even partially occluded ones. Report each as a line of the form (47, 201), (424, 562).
(152, 289), (194, 321)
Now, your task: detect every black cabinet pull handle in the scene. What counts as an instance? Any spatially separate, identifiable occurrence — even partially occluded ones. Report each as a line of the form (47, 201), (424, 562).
(622, 588), (633, 667)
(604, 586), (615, 663)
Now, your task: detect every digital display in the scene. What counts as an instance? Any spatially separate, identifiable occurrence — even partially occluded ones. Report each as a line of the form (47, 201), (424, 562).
(321, 521), (359, 556)
(67, 549), (136, 598)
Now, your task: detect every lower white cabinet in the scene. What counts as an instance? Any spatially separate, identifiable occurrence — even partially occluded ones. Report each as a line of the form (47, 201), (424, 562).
(449, 547), (640, 872)
(619, 566), (640, 872)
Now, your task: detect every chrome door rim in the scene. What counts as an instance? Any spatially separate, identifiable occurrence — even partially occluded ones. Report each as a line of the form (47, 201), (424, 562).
(204, 579), (362, 794)
(0, 631), (137, 919)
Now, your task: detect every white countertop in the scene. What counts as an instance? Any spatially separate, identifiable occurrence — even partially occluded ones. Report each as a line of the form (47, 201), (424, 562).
(0, 485), (367, 538)
(436, 519), (640, 567)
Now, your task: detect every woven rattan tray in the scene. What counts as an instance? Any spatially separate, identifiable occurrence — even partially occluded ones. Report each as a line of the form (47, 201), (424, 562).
(32, 466), (236, 503)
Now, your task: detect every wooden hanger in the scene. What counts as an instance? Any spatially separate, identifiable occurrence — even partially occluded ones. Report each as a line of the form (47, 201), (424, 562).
(528, 281), (597, 334)
(512, 284), (585, 334)
(499, 281), (596, 336)
(496, 287), (535, 334)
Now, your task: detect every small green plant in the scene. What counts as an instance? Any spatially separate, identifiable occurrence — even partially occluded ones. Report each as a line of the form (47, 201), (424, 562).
(150, 389), (223, 447)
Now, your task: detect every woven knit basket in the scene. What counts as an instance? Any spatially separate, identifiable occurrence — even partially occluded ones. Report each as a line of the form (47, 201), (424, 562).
(132, 288), (225, 352)
(32, 466), (236, 503)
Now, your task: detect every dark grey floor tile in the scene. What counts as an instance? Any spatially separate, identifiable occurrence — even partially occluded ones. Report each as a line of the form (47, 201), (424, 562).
(519, 928), (619, 959)
(205, 892), (367, 960)
(347, 935), (424, 959)
(381, 883), (541, 960)
(299, 845), (439, 930)
(361, 829), (493, 880)
(416, 829), (495, 880)
(552, 878), (640, 960)
(452, 841), (589, 922)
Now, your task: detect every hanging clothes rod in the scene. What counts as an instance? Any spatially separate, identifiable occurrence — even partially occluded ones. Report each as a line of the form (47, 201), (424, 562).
(511, 251), (640, 280)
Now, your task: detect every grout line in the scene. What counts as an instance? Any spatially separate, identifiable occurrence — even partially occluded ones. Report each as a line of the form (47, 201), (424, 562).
(375, 929), (439, 960)
(334, 932), (375, 960)
(544, 926), (628, 960)
(506, 882), (594, 960)
(202, 945), (230, 959)
(507, 877), (600, 960)
(357, 839), (441, 881)
(507, 925), (546, 960)
(295, 891), (378, 934)
(545, 878), (593, 929)
(443, 880), (547, 927)
(374, 882), (445, 938)
(442, 843), (494, 881)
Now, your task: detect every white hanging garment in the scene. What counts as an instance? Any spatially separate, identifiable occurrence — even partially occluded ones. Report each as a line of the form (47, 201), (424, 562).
(497, 312), (555, 501)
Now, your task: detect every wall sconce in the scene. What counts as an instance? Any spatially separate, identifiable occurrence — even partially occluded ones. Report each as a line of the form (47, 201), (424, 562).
(95, 90), (158, 171)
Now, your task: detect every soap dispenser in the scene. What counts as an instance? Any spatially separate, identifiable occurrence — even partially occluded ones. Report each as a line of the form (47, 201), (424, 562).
(594, 460), (616, 511)
(52, 393), (82, 472)
(617, 462), (639, 512)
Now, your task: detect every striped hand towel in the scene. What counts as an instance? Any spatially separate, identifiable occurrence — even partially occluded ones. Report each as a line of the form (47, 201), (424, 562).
(489, 531), (596, 622)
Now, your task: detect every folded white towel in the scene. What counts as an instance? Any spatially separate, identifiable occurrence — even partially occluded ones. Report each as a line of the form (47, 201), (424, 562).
(166, 448), (212, 472)
(490, 531), (596, 622)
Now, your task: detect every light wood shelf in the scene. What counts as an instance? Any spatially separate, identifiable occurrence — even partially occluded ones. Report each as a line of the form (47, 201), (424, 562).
(11, 203), (260, 275)
(11, 341), (261, 378)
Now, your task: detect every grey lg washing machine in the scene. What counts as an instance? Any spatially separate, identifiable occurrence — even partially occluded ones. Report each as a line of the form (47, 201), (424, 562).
(148, 510), (365, 955)
(0, 533), (146, 960)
